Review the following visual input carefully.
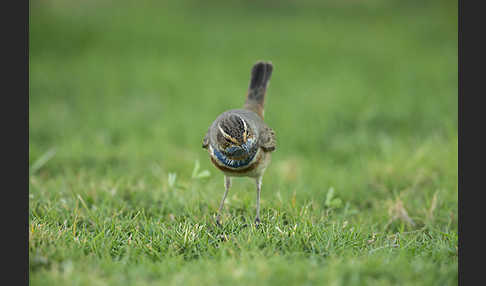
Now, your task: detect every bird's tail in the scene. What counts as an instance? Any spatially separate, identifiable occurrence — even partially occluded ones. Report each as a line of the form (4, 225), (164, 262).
(244, 61), (273, 118)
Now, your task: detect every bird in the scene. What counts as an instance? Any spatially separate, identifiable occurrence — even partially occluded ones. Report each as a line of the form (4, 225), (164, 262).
(202, 61), (276, 226)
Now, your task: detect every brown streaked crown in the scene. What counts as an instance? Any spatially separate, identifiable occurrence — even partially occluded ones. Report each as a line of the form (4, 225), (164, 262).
(217, 114), (250, 146)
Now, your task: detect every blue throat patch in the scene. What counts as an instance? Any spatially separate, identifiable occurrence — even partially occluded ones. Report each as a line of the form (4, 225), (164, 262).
(212, 145), (257, 169)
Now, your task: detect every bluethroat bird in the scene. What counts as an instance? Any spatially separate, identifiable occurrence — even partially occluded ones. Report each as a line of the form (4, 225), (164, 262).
(202, 61), (276, 226)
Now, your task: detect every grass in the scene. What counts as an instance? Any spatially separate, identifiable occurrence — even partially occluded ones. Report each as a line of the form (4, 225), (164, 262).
(29, 0), (458, 285)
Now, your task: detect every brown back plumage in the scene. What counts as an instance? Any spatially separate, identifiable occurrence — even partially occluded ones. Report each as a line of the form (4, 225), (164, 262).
(244, 61), (273, 118)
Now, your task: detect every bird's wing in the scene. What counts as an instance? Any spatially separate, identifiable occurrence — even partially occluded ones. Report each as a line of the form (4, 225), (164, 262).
(202, 129), (210, 149)
(259, 126), (276, 152)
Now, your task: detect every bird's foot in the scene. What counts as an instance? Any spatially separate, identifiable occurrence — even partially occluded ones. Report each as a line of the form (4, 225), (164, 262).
(215, 215), (223, 227)
(254, 217), (261, 228)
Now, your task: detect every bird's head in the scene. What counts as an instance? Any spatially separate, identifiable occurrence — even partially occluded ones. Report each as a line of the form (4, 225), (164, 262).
(215, 114), (257, 160)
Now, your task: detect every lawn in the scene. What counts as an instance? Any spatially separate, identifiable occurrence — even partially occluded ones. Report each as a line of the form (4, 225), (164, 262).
(29, 0), (458, 285)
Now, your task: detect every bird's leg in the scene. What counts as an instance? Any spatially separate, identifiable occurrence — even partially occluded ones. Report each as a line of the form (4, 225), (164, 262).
(216, 175), (231, 226)
(255, 176), (262, 226)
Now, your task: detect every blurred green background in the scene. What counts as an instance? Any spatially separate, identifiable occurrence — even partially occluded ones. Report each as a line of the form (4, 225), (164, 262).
(29, 0), (457, 285)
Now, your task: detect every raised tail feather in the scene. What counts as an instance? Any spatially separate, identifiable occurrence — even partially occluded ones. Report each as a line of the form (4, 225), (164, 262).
(244, 61), (273, 118)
